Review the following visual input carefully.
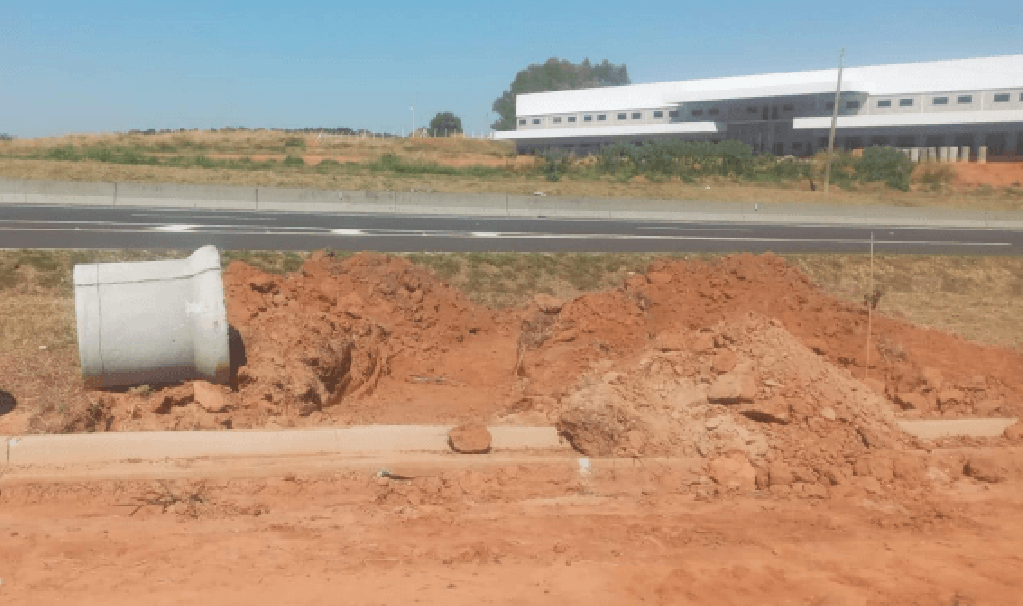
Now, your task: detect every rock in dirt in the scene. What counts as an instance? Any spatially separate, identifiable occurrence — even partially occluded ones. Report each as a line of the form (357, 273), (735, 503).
(741, 396), (790, 424)
(193, 381), (228, 413)
(555, 409), (621, 457)
(964, 455), (1009, 483)
(895, 392), (928, 412)
(920, 367), (943, 392)
(707, 373), (757, 405)
(707, 453), (756, 491)
(533, 294), (564, 314)
(1004, 421), (1023, 442)
(448, 423), (492, 454)
(937, 389), (967, 409)
(712, 350), (738, 374)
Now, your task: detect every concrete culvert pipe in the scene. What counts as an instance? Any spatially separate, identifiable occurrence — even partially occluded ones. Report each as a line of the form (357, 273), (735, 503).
(73, 245), (231, 388)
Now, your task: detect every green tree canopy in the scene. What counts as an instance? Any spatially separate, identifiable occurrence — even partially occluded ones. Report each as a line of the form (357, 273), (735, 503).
(428, 111), (463, 136)
(491, 58), (630, 131)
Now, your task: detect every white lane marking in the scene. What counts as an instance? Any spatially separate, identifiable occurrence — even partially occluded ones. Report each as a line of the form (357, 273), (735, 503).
(471, 232), (500, 237)
(637, 227), (752, 232)
(132, 213), (277, 221)
(154, 224), (199, 232)
(0, 226), (1011, 247)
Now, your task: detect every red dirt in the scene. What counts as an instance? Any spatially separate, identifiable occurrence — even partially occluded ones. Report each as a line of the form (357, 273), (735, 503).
(6, 252), (1021, 441)
(5, 252), (1023, 602)
(3, 453), (1023, 604)
(952, 162), (1023, 187)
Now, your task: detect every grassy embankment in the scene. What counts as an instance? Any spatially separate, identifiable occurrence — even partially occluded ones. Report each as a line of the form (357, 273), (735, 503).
(2, 131), (1022, 211)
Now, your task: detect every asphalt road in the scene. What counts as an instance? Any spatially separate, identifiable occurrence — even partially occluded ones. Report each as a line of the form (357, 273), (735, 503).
(0, 204), (1019, 255)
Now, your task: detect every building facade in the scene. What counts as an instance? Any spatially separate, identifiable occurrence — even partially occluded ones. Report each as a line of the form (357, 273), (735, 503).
(494, 55), (1023, 159)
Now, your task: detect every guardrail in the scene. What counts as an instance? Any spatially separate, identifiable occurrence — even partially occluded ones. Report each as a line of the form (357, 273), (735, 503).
(2, 177), (1021, 228)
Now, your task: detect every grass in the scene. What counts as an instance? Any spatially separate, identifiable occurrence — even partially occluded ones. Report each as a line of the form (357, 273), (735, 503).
(3, 131), (1023, 211)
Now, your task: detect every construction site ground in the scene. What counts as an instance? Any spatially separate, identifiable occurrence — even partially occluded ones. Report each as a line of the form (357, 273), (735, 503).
(2, 450), (1023, 605)
(1, 249), (1023, 603)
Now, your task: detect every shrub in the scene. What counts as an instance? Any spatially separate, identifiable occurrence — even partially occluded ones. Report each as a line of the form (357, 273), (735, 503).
(283, 155), (305, 166)
(856, 145), (912, 191)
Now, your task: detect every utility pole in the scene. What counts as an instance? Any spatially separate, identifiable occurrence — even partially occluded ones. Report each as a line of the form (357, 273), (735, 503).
(410, 104), (415, 138)
(824, 49), (845, 194)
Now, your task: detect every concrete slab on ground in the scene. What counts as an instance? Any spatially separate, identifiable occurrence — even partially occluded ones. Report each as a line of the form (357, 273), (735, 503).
(6, 429), (340, 465)
(897, 418), (1018, 439)
(1, 426), (568, 467)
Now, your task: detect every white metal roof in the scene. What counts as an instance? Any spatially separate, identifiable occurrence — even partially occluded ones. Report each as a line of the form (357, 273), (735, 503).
(793, 109), (1023, 129)
(517, 55), (1023, 116)
(493, 122), (721, 140)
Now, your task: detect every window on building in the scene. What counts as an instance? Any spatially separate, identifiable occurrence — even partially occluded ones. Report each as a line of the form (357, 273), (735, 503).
(782, 104), (794, 112)
(668, 110), (679, 118)
(631, 112), (641, 119)
(532, 118), (541, 125)
(932, 96), (949, 105)
(568, 116), (576, 123)
(825, 102), (835, 111)
(691, 109), (703, 117)
(709, 108), (719, 116)
(518, 119), (526, 125)
(877, 99), (892, 108)
(899, 98), (914, 107)
(653, 110), (663, 118)
(552, 117), (562, 123)
(746, 106), (758, 114)
(583, 115), (592, 122)
(957, 95), (973, 104)
(598, 114), (607, 121)
(617, 113), (627, 120)
(994, 93), (1010, 103)
(846, 100), (860, 109)
(1020, 92), (1023, 102)
(792, 142), (803, 151)
(818, 137), (829, 148)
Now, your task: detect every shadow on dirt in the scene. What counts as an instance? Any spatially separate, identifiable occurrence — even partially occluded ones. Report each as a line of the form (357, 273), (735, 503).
(0, 389), (16, 416)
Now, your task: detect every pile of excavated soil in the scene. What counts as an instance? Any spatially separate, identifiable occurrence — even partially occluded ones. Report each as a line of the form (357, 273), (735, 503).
(63, 252), (1022, 446)
(554, 313), (913, 497)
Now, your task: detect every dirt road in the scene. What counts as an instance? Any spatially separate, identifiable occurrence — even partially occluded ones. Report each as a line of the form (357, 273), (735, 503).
(1, 456), (1021, 605)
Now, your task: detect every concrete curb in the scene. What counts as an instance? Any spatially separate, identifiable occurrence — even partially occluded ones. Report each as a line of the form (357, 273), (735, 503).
(0, 426), (566, 467)
(897, 418), (1019, 439)
(3, 177), (1022, 229)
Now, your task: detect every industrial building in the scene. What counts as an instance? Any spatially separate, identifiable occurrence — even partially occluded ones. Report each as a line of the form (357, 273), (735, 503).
(494, 55), (1023, 159)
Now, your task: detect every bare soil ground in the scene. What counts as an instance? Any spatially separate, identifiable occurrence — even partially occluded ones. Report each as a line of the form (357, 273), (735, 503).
(2, 247), (1023, 603)
(2, 452), (1023, 605)
(2, 251), (1021, 440)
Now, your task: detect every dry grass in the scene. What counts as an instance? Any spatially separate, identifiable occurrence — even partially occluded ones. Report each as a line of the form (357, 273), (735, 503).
(1, 250), (1020, 363)
(3, 132), (1023, 211)
(788, 254), (1023, 347)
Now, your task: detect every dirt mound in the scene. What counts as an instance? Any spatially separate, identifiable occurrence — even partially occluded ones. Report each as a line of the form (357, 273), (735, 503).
(56, 251), (1021, 439)
(554, 313), (910, 493)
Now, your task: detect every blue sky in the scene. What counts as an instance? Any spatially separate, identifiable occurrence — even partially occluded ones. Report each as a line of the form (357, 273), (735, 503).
(2, 0), (1021, 138)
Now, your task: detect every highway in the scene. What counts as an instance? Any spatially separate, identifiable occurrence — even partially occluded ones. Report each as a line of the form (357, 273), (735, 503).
(0, 204), (1019, 254)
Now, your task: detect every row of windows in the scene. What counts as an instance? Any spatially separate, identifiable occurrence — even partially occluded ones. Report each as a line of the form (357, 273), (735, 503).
(520, 109), (683, 126)
(519, 91), (1023, 126)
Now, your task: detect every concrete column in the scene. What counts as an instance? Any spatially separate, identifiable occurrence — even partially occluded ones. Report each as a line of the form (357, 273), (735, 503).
(910, 148), (920, 163)
(939, 147), (949, 163)
(949, 147), (958, 163)
(928, 147), (938, 162)
(960, 146), (970, 163)
(979, 146), (987, 164)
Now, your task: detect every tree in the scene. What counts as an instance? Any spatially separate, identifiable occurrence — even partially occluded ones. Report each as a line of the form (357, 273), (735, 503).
(491, 58), (630, 130)
(429, 111), (463, 137)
